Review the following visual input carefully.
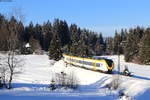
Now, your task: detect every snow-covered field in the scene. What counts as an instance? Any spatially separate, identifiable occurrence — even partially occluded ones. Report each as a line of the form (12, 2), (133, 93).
(0, 54), (150, 100)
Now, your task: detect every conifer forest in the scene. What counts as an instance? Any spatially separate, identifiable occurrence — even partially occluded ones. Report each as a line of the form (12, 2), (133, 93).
(0, 14), (150, 64)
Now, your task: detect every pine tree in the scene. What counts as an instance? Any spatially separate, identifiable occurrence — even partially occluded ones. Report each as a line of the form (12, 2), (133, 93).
(49, 34), (62, 61)
(42, 21), (53, 51)
(139, 32), (150, 64)
(69, 24), (80, 55)
(59, 20), (70, 46)
(105, 37), (113, 55)
(34, 24), (43, 49)
(8, 16), (20, 50)
(77, 31), (89, 57)
(124, 29), (140, 62)
(29, 36), (42, 54)
(23, 22), (34, 42)
(0, 14), (9, 51)
(94, 34), (105, 55)
(113, 31), (122, 54)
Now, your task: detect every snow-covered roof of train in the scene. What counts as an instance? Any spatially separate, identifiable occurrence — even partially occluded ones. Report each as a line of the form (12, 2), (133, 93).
(63, 53), (112, 60)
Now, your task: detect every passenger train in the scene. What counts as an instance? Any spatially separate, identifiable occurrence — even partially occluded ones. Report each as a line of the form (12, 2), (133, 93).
(63, 54), (114, 73)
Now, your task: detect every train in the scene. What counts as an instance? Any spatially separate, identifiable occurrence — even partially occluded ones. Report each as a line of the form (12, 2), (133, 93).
(63, 54), (114, 73)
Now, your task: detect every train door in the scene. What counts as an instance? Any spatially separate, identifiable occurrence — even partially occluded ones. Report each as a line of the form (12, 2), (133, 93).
(93, 62), (96, 70)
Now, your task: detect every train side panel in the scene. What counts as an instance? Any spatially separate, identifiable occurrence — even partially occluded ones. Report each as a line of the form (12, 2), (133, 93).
(63, 54), (113, 72)
(83, 58), (108, 72)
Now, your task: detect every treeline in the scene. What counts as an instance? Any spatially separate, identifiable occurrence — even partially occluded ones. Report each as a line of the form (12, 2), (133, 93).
(122, 27), (150, 65)
(109, 27), (150, 65)
(0, 14), (106, 58)
(0, 14), (150, 64)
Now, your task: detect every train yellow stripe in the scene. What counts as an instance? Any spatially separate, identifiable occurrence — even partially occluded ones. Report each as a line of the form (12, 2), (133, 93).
(63, 54), (114, 72)
(63, 54), (104, 62)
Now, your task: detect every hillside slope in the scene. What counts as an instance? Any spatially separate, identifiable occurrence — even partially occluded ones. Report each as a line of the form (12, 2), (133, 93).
(0, 54), (150, 100)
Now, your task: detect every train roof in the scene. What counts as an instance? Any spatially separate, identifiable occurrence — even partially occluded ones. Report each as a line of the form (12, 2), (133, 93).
(63, 54), (113, 61)
(92, 56), (112, 61)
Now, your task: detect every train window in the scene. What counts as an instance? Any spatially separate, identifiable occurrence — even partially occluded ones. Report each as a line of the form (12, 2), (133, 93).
(75, 59), (77, 62)
(83, 61), (87, 65)
(82, 61), (85, 64)
(96, 63), (100, 67)
(76, 60), (78, 63)
(82, 61), (86, 64)
(67, 58), (70, 61)
(73, 59), (80, 63)
(84, 61), (93, 66)
(79, 60), (83, 64)
(91, 62), (94, 66)
(105, 59), (113, 67)
(88, 62), (92, 66)
(85, 61), (88, 65)
(85, 62), (88, 65)
(73, 59), (75, 62)
(72, 59), (75, 62)
(76, 59), (79, 63)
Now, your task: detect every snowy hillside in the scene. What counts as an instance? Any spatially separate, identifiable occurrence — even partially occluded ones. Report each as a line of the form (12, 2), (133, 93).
(108, 55), (150, 80)
(0, 54), (150, 100)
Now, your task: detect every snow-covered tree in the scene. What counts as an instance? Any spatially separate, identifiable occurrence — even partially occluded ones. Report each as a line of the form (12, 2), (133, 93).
(139, 32), (150, 65)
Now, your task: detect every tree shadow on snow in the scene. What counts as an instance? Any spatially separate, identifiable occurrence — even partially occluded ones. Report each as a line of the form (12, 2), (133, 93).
(113, 70), (150, 80)
(78, 76), (110, 92)
(12, 83), (49, 90)
(132, 75), (150, 80)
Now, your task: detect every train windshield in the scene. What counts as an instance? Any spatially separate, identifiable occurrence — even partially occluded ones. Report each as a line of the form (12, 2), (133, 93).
(105, 59), (113, 67)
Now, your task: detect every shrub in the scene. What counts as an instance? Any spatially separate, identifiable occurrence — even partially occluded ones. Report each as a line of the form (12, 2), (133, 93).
(50, 71), (79, 90)
(105, 75), (122, 90)
(0, 77), (3, 88)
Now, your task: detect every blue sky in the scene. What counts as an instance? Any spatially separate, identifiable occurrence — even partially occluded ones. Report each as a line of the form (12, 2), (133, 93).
(0, 0), (150, 36)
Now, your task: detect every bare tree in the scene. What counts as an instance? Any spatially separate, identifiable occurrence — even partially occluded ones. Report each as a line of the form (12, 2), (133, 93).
(2, 26), (24, 89)
(0, 49), (24, 89)
(0, 39), (23, 89)
(105, 75), (122, 91)
(50, 70), (79, 90)
(0, 61), (8, 87)
(0, 57), (3, 88)
(0, 7), (25, 89)
(0, 18), (23, 89)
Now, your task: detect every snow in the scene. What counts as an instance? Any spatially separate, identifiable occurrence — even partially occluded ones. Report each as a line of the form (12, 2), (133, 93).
(108, 55), (150, 80)
(0, 54), (150, 100)
(25, 43), (30, 48)
(52, 60), (110, 85)
(14, 55), (51, 84)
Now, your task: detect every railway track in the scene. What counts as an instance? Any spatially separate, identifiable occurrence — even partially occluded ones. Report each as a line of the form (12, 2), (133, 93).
(64, 62), (132, 77)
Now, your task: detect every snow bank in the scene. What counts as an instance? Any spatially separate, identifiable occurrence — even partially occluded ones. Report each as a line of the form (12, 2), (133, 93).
(108, 55), (150, 79)
(13, 55), (53, 84)
(52, 60), (111, 85)
(1, 54), (150, 100)
(136, 88), (150, 100)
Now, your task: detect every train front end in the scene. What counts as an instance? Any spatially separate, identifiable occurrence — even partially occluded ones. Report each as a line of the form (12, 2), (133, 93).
(105, 59), (114, 73)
